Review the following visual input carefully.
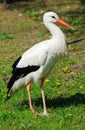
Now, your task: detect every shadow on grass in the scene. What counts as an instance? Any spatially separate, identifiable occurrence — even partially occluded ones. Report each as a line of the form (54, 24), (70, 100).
(18, 93), (85, 109)
(46, 93), (85, 108)
(4, 0), (47, 10)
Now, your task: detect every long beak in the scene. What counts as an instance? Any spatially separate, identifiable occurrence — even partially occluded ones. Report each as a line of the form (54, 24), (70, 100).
(57, 19), (75, 30)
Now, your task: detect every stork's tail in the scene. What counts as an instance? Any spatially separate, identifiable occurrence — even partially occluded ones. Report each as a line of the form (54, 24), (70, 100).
(6, 73), (16, 100)
(5, 94), (11, 101)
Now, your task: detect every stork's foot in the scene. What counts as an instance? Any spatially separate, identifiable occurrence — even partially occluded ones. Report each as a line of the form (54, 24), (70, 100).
(30, 108), (38, 116)
(42, 111), (49, 116)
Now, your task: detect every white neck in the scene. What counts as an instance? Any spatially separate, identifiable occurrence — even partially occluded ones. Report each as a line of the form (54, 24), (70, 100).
(44, 22), (65, 39)
(43, 20), (67, 56)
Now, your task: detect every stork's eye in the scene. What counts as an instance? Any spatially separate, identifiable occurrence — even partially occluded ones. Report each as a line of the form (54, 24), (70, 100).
(52, 16), (56, 19)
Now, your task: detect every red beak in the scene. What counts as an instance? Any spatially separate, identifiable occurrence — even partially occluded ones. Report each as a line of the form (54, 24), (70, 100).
(57, 19), (75, 30)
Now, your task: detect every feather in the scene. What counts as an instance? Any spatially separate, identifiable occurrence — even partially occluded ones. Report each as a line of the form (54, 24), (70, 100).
(7, 65), (40, 95)
(12, 56), (21, 73)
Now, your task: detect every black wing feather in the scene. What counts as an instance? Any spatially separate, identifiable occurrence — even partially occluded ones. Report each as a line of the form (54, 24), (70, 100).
(12, 56), (21, 73)
(7, 65), (40, 94)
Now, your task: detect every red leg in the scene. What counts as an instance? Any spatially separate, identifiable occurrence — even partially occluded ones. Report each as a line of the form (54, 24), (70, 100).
(27, 82), (38, 115)
(40, 79), (48, 115)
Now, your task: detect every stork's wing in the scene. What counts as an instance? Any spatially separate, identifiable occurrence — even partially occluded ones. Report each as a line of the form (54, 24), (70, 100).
(7, 65), (40, 95)
(12, 56), (21, 73)
(7, 41), (50, 96)
(16, 41), (50, 68)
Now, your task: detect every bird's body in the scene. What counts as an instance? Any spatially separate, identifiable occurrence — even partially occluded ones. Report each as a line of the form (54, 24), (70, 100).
(7, 12), (74, 115)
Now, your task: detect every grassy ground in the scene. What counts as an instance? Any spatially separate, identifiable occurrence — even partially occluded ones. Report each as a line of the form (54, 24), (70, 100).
(0, 0), (85, 130)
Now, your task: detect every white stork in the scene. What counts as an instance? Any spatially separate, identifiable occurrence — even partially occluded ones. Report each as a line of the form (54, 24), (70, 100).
(7, 12), (74, 115)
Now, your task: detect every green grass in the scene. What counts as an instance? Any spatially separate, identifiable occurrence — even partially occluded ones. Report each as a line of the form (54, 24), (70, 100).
(0, 0), (85, 130)
(0, 32), (15, 40)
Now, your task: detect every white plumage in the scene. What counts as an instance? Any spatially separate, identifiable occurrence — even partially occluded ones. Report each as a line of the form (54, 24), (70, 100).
(7, 12), (74, 115)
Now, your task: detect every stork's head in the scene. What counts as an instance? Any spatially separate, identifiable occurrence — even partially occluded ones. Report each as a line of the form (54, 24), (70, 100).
(43, 12), (74, 30)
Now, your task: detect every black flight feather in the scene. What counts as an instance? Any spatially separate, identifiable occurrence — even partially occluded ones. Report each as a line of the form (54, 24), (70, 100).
(12, 56), (21, 73)
(7, 65), (40, 95)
